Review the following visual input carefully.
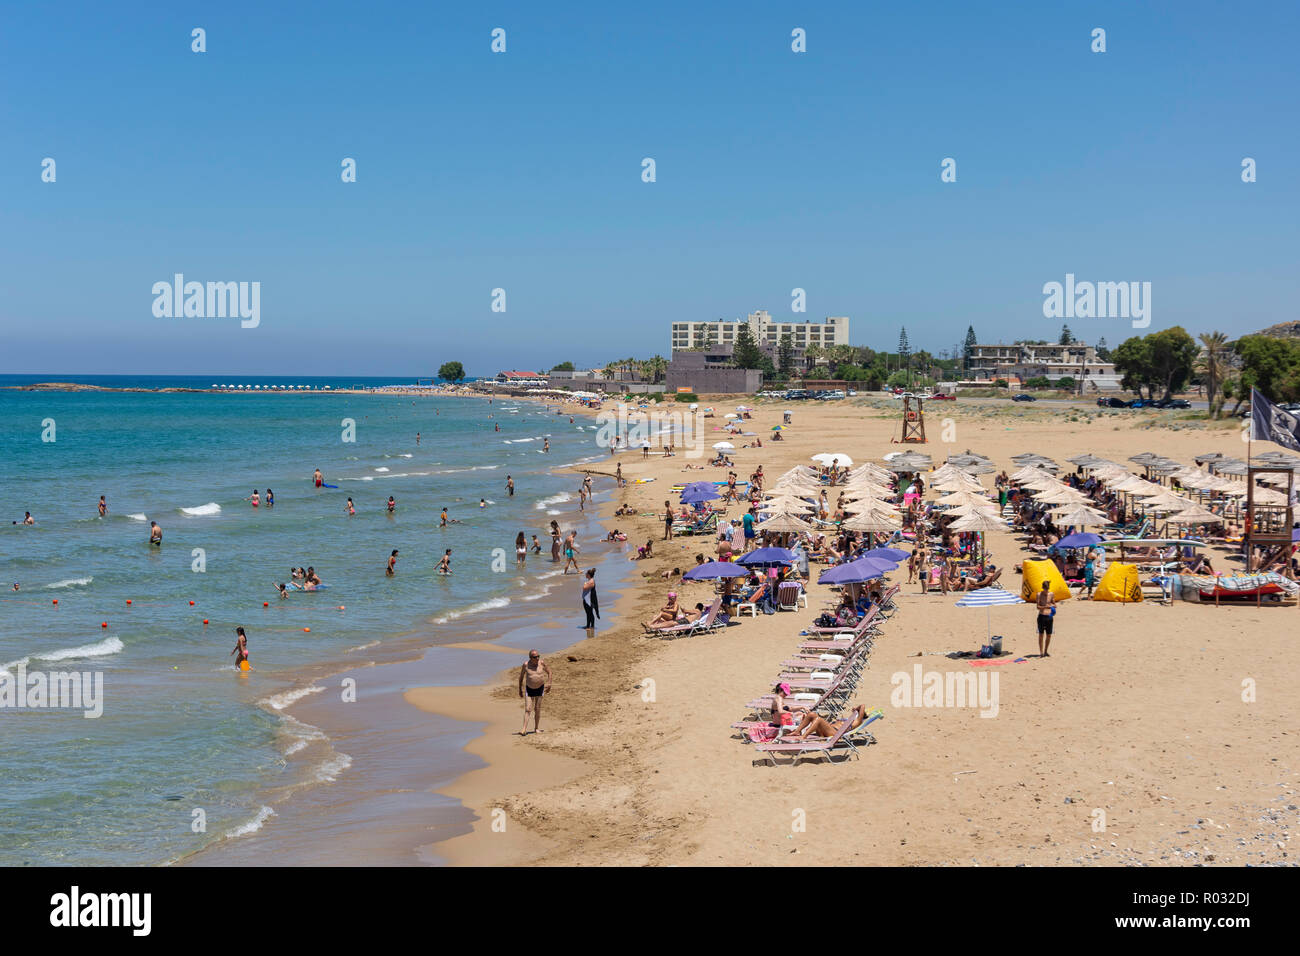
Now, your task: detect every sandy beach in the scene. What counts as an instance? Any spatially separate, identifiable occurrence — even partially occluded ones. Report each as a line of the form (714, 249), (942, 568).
(413, 396), (1299, 867)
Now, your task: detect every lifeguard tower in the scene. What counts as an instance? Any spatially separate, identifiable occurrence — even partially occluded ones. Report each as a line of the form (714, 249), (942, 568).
(901, 395), (927, 444)
(1244, 464), (1295, 572)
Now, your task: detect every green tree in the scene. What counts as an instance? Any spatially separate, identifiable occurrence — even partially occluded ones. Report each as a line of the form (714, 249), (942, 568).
(1233, 335), (1300, 405)
(1195, 331), (1230, 417)
(1024, 376), (1051, 389)
(1113, 327), (1197, 399)
(963, 326), (978, 371)
(549, 361), (575, 372)
(1095, 337), (1111, 362)
(1059, 324), (1074, 345)
(438, 361), (465, 382)
(644, 354), (667, 384)
(777, 333), (795, 377)
(732, 324), (764, 369)
(1055, 376), (1076, 390)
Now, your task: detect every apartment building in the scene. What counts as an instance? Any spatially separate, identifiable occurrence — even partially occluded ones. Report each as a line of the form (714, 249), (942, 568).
(671, 311), (850, 352)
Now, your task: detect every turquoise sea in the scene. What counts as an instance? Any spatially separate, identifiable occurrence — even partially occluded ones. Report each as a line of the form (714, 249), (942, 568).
(0, 378), (610, 865)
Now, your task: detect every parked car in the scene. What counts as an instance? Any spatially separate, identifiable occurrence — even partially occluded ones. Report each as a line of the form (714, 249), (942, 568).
(1096, 397), (1130, 408)
(1128, 398), (1154, 409)
(1011, 393), (1037, 402)
(1158, 398), (1191, 409)
(930, 392), (956, 400)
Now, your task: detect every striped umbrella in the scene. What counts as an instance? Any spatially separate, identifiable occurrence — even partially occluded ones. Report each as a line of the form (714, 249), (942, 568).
(954, 586), (1026, 640)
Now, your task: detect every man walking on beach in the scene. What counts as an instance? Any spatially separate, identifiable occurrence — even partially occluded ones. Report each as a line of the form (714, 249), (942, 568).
(663, 500), (673, 540)
(1035, 580), (1056, 658)
(518, 650), (552, 735)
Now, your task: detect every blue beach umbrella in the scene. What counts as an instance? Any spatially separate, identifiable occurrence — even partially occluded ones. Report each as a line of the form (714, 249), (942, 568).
(954, 586), (1026, 641)
(737, 547), (797, 567)
(817, 556), (895, 586)
(1057, 532), (1102, 549)
(680, 486), (720, 505)
(862, 546), (909, 562)
(683, 561), (751, 581)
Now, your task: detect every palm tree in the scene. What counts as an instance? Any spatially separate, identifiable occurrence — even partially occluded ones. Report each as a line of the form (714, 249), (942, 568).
(1196, 331), (1230, 418)
(644, 354), (668, 384)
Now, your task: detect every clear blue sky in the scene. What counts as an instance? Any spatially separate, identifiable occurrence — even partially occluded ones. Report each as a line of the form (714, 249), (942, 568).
(2, 0), (1296, 376)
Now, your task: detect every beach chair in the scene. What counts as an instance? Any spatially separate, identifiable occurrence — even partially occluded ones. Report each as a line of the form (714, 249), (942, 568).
(672, 511), (718, 537)
(647, 598), (725, 640)
(753, 708), (883, 765)
(736, 582), (771, 618)
(776, 580), (807, 611)
(806, 605), (879, 637)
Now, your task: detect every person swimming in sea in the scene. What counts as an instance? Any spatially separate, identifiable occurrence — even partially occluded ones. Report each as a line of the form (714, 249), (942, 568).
(313, 468), (323, 488)
(345, 497), (356, 516)
(437, 549), (452, 575)
(440, 507), (448, 527)
(246, 489), (260, 508)
(276, 582), (289, 600)
(265, 489), (274, 507)
(479, 498), (486, 509)
(98, 496), (107, 517)
(387, 549), (399, 576)
(387, 496), (396, 513)
(149, 521), (162, 545)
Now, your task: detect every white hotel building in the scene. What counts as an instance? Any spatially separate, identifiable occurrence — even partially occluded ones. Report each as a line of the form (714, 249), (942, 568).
(670, 311), (851, 352)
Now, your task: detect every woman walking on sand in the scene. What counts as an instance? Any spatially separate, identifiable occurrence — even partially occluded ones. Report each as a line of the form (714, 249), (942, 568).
(582, 568), (599, 629)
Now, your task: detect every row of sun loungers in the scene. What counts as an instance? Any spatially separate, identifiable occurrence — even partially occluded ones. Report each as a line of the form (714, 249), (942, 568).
(734, 586), (899, 765)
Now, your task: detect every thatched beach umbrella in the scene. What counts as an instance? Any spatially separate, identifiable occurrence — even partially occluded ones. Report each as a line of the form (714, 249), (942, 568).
(1052, 504), (1112, 531)
(755, 512), (814, 534)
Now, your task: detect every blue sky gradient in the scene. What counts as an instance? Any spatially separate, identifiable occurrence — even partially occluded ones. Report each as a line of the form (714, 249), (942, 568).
(2, 1), (1296, 375)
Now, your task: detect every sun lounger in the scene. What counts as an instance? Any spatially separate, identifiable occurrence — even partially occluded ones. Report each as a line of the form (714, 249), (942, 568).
(776, 580), (807, 611)
(644, 598), (725, 639)
(753, 709), (883, 764)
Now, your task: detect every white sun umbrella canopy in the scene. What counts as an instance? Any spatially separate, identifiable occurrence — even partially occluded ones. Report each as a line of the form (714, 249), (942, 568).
(760, 496), (815, 513)
(1033, 486), (1089, 504)
(1053, 505), (1112, 529)
(955, 587), (1027, 641)
(840, 509), (903, 533)
(756, 513), (815, 534)
(935, 490), (993, 508)
(812, 453), (854, 467)
(947, 510), (1007, 533)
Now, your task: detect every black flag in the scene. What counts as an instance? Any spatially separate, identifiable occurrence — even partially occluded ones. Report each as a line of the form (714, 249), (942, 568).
(1250, 388), (1300, 452)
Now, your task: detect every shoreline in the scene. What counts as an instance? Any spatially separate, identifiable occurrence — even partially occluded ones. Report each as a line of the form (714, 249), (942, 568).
(391, 401), (1300, 868)
(178, 392), (627, 865)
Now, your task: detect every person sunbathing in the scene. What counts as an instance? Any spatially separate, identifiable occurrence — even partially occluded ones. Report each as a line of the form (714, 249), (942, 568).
(786, 704), (868, 741)
(645, 593), (680, 629)
(768, 682), (812, 728)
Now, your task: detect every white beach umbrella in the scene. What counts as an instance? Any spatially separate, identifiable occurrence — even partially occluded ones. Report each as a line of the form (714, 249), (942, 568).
(756, 513), (815, 534)
(840, 509), (903, 533)
(712, 441), (735, 451)
(812, 453), (854, 467)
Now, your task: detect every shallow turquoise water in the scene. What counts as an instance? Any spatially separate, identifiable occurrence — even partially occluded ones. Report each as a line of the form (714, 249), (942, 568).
(0, 387), (601, 864)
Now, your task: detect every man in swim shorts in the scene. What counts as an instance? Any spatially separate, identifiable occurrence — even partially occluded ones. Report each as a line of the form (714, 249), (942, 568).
(314, 468), (323, 488)
(1035, 580), (1056, 657)
(150, 521), (162, 545)
(518, 649), (552, 735)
